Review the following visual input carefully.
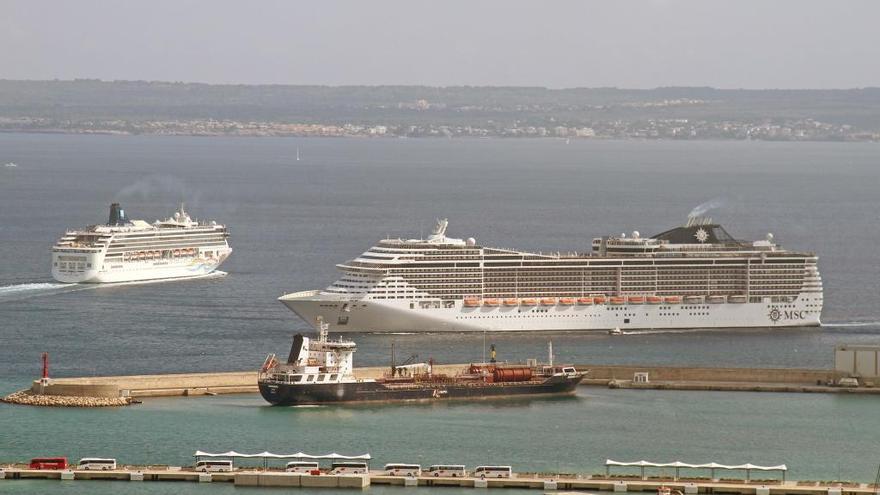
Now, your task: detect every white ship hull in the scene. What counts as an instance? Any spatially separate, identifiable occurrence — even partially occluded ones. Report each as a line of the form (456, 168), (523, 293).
(280, 292), (822, 333)
(52, 251), (230, 284)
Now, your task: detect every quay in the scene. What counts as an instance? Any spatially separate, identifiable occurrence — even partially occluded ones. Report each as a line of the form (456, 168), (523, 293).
(4, 362), (878, 406)
(1, 467), (878, 493)
(25, 364), (861, 399)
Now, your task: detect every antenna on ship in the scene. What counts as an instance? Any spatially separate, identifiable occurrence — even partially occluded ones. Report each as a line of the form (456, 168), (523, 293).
(316, 315), (328, 343)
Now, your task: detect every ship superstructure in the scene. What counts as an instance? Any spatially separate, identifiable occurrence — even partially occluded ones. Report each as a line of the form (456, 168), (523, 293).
(279, 217), (822, 332)
(51, 203), (231, 283)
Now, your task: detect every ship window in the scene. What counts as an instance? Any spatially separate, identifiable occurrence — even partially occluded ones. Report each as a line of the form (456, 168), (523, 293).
(293, 375), (303, 382)
(329, 374), (338, 381)
(306, 375), (315, 382)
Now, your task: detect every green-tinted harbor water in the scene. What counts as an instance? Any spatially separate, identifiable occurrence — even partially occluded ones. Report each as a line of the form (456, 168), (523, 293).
(3, 387), (879, 494)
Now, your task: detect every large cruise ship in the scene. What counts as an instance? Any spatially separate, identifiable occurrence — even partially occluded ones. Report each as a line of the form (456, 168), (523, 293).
(279, 218), (822, 333)
(52, 203), (231, 283)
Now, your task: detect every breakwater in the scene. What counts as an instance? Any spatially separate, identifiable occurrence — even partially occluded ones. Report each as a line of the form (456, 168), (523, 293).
(1, 467), (877, 493)
(4, 363), (874, 407)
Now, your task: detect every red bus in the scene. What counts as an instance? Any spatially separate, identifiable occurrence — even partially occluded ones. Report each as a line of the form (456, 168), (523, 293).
(29, 457), (68, 470)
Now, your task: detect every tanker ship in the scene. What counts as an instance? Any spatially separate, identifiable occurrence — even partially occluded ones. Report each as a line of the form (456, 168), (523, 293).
(258, 318), (584, 406)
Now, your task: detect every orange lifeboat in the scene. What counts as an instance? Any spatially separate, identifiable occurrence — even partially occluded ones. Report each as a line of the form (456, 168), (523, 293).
(137, 251), (146, 260)
(540, 298), (556, 306)
(559, 298), (575, 305)
(577, 297), (593, 305)
(628, 296), (645, 304)
(593, 296), (606, 305)
(520, 298), (537, 306)
(647, 296), (662, 304)
(664, 296), (682, 304)
(483, 298), (500, 307)
(503, 298), (518, 306)
(609, 296), (625, 305)
(463, 298), (481, 308)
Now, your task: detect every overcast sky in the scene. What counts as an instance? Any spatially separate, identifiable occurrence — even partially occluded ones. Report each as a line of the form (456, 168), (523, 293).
(1, 0), (878, 89)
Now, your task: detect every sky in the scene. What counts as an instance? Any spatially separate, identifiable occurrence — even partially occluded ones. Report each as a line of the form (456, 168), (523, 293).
(1, 0), (878, 89)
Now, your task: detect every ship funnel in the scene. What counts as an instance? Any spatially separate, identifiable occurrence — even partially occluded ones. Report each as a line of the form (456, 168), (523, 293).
(108, 203), (128, 226)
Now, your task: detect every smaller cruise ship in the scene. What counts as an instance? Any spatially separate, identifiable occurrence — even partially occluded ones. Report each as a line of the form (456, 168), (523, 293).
(51, 203), (231, 283)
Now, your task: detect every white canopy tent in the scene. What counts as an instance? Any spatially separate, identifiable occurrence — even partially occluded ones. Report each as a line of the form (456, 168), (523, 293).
(605, 460), (788, 482)
(193, 451), (371, 468)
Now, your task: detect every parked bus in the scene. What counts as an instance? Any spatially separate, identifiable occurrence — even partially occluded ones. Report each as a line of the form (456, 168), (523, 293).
(383, 463), (421, 476)
(285, 461), (320, 474)
(78, 458), (117, 471)
(194, 460), (233, 472)
(330, 461), (369, 474)
(426, 465), (467, 477)
(29, 458), (68, 470)
(474, 465), (512, 478)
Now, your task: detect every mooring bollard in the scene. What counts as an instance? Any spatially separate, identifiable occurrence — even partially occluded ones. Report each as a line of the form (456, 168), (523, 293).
(685, 483), (698, 494)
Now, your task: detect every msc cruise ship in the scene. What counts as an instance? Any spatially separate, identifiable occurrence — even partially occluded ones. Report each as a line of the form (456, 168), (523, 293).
(52, 203), (231, 283)
(279, 218), (823, 333)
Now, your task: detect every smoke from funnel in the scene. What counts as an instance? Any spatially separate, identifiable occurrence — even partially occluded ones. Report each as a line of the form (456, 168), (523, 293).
(688, 198), (726, 218)
(115, 175), (201, 207)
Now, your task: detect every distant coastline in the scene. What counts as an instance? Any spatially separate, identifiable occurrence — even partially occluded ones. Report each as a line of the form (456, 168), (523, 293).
(2, 79), (879, 142)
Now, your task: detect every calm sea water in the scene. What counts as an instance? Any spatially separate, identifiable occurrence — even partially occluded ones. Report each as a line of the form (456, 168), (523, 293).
(1, 134), (879, 491)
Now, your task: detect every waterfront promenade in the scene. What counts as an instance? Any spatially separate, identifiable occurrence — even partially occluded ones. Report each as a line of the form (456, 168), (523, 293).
(2, 466), (878, 493)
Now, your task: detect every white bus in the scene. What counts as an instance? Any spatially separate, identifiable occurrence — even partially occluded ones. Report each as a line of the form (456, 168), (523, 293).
(426, 465), (467, 477)
(195, 460), (234, 472)
(285, 461), (320, 474)
(77, 458), (117, 471)
(383, 463), (421, 476)
(474, 465), (512, 478)
(330, 461), (369, 474)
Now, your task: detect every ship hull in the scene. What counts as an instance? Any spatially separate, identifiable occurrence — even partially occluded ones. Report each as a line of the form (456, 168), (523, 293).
(52, 251), (230, 284)
(259, 375), (583, 406)
(280, 293), (822, 333)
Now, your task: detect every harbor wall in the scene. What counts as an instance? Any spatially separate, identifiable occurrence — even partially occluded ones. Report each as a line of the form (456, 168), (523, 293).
(19, 364), (862, 402)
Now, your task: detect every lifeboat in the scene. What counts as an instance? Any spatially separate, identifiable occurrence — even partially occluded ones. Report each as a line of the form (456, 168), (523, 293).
(463, 298), (481, 308)
(684, 296), (703, 304)
(609, 296), (625, 305)
(559, 298), (575, 305)
(729, 295), (748, 304)
(503, 298), (518, 306)
(577, 297), (593, 305)
(173, 249), (181, 257)
(646, 296), (662, 305)
(154, 251), (162, 259)
(593, 296), (606, 305)
(707, 295), (725, 304)
(483, 298), (500, 307)
(664, 296), (682, 304)
(540, 298), (556, 306)
(520, 298), (537, 306)
(628, 296), (645, 304)
(137, 252), (146, 260)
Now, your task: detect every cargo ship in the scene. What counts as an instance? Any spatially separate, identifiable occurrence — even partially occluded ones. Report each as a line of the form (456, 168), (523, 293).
(257, 318), (585, 406)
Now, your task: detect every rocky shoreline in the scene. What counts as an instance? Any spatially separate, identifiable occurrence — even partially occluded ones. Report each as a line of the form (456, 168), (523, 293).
(1, 390), (132, 407)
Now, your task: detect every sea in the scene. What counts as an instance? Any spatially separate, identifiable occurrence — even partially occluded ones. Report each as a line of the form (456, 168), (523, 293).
(1, 133), (879, 493)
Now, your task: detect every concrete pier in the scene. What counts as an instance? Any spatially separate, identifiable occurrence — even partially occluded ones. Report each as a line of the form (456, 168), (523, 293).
(4, 363), (877, 406)
(1, 467), (877, 493)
